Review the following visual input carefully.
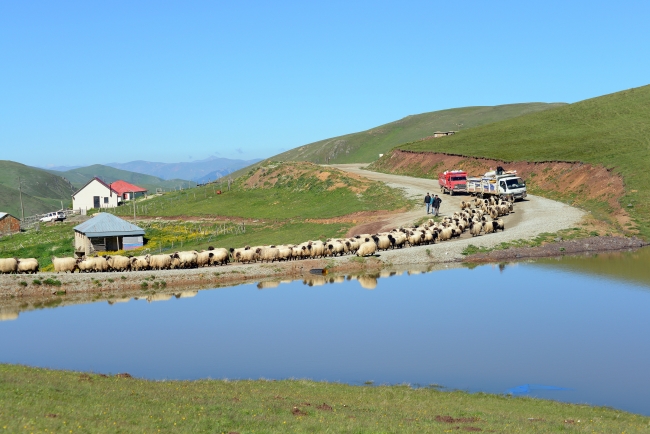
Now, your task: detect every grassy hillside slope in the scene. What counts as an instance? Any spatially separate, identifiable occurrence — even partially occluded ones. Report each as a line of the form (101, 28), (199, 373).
(272, 103), (565, 165)
(47, 164), (190, 192)
(397, 85), (650, 238)
(108, 161), (412, 221)
(0, 161), (76, 216)
(1, 162), (410, 268)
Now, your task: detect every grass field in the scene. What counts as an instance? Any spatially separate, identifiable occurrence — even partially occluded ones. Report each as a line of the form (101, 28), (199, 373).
(1, 364), (648, 433)
(1, 162), (407, 267)
(0, 219), (353, 271)
(106, 161), (412, 220)
(269, 103), (565, 165)
(396, 84), (650, 238)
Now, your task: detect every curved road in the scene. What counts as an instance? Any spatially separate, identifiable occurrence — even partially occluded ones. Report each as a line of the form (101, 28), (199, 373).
(331, 164), (587, 264)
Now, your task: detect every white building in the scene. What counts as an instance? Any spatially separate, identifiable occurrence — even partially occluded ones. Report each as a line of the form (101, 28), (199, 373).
(72, 178), (121, 214)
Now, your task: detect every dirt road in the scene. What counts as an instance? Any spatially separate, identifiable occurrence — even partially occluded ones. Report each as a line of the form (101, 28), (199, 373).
(331, 163), (587, 263)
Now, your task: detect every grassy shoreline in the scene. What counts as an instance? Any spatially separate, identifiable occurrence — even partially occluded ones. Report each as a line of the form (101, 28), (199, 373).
(1, 364), (648, 433)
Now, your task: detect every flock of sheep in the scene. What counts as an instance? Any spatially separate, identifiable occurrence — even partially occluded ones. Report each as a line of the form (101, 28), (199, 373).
(0, 196), (513, 275)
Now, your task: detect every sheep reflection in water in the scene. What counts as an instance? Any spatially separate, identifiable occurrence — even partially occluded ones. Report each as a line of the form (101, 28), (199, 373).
(257, 281), (281, 290)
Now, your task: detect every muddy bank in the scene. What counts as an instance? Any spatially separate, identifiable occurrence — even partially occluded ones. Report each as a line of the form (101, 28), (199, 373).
(464, 236), (648, 263)
(369, 150), (630, 228)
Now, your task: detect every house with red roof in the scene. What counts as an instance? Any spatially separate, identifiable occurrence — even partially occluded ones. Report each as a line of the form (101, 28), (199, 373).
(72, 178), (147, 213)
(109, 180), (148, 201)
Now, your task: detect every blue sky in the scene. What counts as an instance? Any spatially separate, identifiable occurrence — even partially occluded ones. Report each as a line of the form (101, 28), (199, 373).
(1, 1), (648, 167)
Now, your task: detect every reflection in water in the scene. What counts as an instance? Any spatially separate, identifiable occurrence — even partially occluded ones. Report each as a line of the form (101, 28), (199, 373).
(1, 249), (650, 416)
(107, 298), (131, 305)
(357, 276), (378, 290)
(534, 246), (650, 288)
(257, 281), (281, 289)
(0, 311), (18, 321)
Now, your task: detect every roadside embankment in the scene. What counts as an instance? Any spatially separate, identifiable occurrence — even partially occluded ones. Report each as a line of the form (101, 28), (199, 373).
(368, 149), (631, 232)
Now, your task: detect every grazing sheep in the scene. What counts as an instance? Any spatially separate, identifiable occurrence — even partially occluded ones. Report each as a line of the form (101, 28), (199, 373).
(0, 258), (18, 274)
(106, 255), (131, 272)
(390, 232), (408, 248)
(438, 227), (453, 242)
(230, 246), (258, 263)
(17, 258), (39, 274)
(52, 256), (79, 273)
(149, 254), (173, 270)
(197, 250), (215, 267)
(407, 231), (424, 246)
(78, 256), (108, 273)
(373, 234), (393, 251)
(493, 218), (505, 232)
(174, 251), (199, 268)
(356, 240), (377, 257)
(130, 255), (151, 271)
(345, 239), (360, 254)
(210, 248), (230, 265)
(256, 246), (280, 263)
(326, 241), (345, 257)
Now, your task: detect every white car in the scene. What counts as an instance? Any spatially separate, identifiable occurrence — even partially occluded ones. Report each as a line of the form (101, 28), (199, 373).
(40, 211), (66, 223)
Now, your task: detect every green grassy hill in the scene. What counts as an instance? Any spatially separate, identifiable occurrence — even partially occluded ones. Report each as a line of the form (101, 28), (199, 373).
(0, 161), (76, 217)
(108, 161), (411, 221)
(271, 103), (565, 165)
(47, 164), (190, 193)
(397, 84), (650, 237)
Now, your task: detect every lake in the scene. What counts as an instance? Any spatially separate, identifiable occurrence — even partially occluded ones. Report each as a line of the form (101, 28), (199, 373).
(1, 248), (649, 415)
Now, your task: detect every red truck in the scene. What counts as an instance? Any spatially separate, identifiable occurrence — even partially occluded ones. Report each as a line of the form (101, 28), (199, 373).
(438, 170), (467, 196)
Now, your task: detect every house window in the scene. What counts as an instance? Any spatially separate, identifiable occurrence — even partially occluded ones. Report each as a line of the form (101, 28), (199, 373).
(104, 197), (109, 204)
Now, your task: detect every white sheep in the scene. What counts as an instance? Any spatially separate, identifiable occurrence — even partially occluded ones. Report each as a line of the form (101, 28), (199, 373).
(130, 255), (151, 271)
(210, 248), (230, 265)
(148, 254), (173, 270)
(469, 222), (482, 237)
(0, 258), (18, 274)
(356, 240), (377, 257)
(17, 258), (39, 274)
(106, 255), (131, 272)
(173, 251), (199, 268)
(256, 246), (280, 263)
(52, 257), (79, 273)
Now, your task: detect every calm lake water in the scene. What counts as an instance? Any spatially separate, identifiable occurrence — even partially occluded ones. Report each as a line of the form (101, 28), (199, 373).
(1, 248), (649, 415)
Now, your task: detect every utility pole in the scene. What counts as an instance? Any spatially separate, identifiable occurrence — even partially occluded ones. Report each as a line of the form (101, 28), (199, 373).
(18, 176), (25, 221)
(131, 191), (136, 223)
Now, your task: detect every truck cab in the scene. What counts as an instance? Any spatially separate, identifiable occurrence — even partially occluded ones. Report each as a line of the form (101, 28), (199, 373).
(439, 170), (467, 196)
(497, 175), (527, 200)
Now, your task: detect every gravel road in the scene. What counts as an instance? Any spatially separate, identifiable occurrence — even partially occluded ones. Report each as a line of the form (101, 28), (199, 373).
(331, 164), (587, 264)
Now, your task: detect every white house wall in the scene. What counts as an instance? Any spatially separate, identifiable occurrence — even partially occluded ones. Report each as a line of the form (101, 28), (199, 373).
(72, 179), (120, 213)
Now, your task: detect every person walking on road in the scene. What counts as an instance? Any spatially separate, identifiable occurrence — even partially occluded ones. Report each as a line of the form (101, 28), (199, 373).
(432, 194), (442, 216)
(424, 193), (432, 214)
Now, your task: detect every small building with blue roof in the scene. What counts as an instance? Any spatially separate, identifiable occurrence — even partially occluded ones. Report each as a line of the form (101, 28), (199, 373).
(73, 213), (145, 256)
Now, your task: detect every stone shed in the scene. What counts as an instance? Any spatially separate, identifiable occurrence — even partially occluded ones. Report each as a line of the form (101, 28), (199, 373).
(73, 213), (145, 257)
(0, 212), (21, 237)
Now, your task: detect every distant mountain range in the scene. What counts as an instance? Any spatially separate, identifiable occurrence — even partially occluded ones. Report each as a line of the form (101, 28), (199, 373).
(105, 156), (262, 183)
